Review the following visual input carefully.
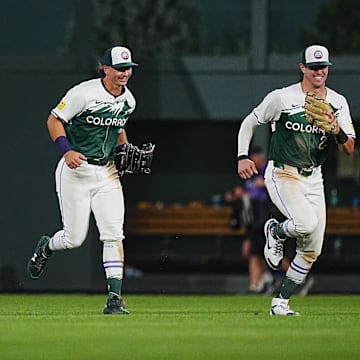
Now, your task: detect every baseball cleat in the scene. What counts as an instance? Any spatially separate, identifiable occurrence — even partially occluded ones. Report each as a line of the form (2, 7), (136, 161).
(27, 235), (52, 280)
(103, 294), (129, 315)
(270, 297), (300, 316)
(264, 218), (285, 270)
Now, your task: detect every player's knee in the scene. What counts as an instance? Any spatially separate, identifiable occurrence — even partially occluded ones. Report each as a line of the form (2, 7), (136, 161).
(63, 239), (82, 249)
(62, 233), (86, 249)
(294, 217), (318, 237)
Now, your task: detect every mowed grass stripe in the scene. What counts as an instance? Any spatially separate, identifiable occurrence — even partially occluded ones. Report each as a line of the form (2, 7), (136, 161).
(0, 294), (359, 359)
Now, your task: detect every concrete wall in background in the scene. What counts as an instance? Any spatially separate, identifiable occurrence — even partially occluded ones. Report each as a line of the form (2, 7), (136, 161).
(130, 56), (360, 121)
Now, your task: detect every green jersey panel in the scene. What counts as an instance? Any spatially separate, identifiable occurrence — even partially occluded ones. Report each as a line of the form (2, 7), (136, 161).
(52, 78), (136, 160)
(65, 101), (132, 159)
(269, 110), (329, 168)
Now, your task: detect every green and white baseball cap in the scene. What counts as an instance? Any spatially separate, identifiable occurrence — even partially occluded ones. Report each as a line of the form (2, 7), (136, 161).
(302, 45), (332, 67)
(101, 46), (138, 69)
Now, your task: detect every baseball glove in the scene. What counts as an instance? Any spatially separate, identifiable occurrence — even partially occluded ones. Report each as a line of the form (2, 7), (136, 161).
(114, 142), (155, 176)
(304, 92), (338, 133)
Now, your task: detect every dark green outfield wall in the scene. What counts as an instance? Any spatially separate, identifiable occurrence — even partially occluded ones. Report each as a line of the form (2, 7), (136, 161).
(1, 0), (360, 291)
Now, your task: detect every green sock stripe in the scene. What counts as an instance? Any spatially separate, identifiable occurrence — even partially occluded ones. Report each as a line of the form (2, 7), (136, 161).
(277, 223), (286, 239)
(107, 278), (122, 296)
(278, 277), (299, 299)
(44, 241), (53, 257)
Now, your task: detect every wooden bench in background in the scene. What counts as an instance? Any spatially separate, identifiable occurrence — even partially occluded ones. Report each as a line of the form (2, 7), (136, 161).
(125, 206), (360, 236)
(327, 207), (360, 235)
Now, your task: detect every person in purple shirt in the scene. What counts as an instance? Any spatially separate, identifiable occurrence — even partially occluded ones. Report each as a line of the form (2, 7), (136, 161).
(241, 147), (275, 293)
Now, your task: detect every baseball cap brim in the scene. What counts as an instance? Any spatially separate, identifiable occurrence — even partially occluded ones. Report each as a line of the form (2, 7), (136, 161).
(111, 62), (138, 69)
(305, 61), (332, 67)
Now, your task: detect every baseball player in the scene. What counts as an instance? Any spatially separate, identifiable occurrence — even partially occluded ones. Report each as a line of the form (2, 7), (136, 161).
(237, 44), (356, 315)
(27, 45), (139, 314)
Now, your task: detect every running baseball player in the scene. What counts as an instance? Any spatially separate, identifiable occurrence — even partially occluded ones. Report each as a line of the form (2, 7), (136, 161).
(27, 46), (141, 314)
(237, 44), (356, 315)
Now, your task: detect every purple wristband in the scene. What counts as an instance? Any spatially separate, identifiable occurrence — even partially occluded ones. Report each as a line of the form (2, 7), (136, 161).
(55, 136), (71, 155)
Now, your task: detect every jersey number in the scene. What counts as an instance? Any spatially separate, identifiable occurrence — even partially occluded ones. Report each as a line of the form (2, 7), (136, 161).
(319, 135), (327, 150)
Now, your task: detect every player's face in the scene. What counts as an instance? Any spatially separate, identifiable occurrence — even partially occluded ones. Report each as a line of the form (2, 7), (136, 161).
(104, 66), (133, 87)
(300, 64), (329, 89)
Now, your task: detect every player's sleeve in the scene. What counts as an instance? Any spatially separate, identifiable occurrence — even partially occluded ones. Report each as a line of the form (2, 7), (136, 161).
(335, 96), (356, 138)
(51, 86), (86, 123)
(237, 89), (282, 156)
(125, 87), (137, 114)
(237, 113), (258, 156)
(252, 89), (283, 125)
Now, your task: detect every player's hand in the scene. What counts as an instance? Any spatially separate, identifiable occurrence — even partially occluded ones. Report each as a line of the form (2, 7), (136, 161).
(238, 158), (258, 179)
(64, 150), (87, 169)
(325, 111), (340, 134)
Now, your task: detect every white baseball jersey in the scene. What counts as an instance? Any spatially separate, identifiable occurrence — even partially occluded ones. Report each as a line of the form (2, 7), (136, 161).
(52, 78), (136, 161)
(252, 82), (356, 168)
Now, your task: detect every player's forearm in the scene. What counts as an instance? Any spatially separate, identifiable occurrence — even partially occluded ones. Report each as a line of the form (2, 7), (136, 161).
(339, 136), (355, 156)
(118, 129), (128, 144)
(237, 113), (258, 157)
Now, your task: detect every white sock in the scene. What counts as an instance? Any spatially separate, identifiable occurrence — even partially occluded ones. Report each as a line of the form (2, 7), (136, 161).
(103, 241), (124, 279)
(286, 254), (312, 285)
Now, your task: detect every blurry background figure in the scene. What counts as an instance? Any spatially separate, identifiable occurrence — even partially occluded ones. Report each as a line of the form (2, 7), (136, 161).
(226, 147), (274, 293)
(227, 185), (253, 231)
(242, 147), (274, 294)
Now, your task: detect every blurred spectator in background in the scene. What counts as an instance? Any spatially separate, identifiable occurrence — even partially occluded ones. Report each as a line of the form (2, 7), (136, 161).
(242, 147), (275, 293)
(226, 185), (253, 231)
(226, 147), (275, 293)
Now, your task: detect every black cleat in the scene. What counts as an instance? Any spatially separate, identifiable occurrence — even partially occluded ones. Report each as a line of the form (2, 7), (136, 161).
(103, 294), (129, 315)
(27, 235), (52, 280)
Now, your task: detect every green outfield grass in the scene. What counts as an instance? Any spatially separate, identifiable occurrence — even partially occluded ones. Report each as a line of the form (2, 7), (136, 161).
(0, 294), (359, 359)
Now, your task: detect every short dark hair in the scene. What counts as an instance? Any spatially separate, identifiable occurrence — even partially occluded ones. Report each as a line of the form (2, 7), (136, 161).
(97, 64), (106, 78)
